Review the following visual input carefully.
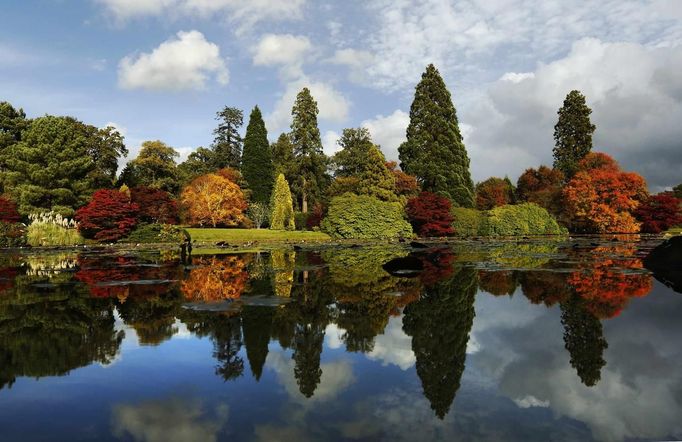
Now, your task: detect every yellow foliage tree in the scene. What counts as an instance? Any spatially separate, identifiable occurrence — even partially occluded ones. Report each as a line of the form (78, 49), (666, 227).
(180, 173), (248, 227)
(181, 255), (249, 302)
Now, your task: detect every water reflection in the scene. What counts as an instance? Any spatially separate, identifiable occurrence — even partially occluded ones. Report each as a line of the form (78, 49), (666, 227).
(0, 238), (679, 441)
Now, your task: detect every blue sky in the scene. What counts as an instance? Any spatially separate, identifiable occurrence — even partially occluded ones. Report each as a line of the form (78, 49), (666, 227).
(1, 0), (681, 190)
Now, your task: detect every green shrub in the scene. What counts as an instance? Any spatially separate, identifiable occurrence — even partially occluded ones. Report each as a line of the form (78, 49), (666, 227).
(320, 193), (413, 239)
(26, 212), (83, 246)
(451, 207), (485, 236)
(294, 212), (309, 230)
(124, 223), (190, 243)
(0, 222), (27, 247)
(479, 203), (567, 236)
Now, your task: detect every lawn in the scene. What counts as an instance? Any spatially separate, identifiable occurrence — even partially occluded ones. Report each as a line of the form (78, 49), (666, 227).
(186, 228), (331, 243)
(665, 226), (682, 236)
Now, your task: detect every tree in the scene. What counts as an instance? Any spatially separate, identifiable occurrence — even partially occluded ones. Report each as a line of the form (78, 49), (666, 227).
(270, 174), (295, 230)
(634, 192), (682, 233)
(553, 90), (596, 179)
(406, 191), (455, 237)
(290, 88), (330, 212)
(516, 165), (564, 219)
(247, 202), (269, 229)
(130, 186), (179, 224)
(0, 101), (29, 153)
(242, 106), (274, 203)
(212, 106), (243, 169)
(177, 147), (216, 186)
(563, 152), (648, 233)
(386, 161), (419, 198)
(674, 183), (682, 199)
(180, 173), (247, 227)
(86, 125), (128, 189)
(75, 189), (139, 241)
(181, 255), (249, 302)
(0, 115), (126, 216)
(475, 177), (515, 210)
(560, 296), (607, 387)
(119, 140), (179, 193)
(0, 197), (20, 223)
(399, 64), (474, 207)
(271, 132), (295, 178)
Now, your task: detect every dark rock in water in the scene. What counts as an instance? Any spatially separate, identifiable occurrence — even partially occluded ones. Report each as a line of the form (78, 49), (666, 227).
(644, 236), (682, 294)
(410, 241), (429, 249)
(590, 242), (599, 247)
(215, 241), (229, 248)
(611, 237), (619, 242)
(383, 256), (424, 277)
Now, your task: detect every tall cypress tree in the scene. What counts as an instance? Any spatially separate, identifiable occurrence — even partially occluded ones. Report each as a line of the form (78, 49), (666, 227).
(399, 64), (474, 207)
(242, 106), (274, 203)
(271, 132), (295, 178)
(290, 88), (329, 213)
(553, 90), (596, 179)
(212, 106), (243, 169)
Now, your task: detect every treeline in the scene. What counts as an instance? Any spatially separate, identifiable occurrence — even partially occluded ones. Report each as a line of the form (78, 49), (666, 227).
(1, 62), (681, 244)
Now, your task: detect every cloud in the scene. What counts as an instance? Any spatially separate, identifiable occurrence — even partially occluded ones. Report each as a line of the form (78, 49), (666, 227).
(265, 76), (350, 136)
(322, 130), (341, 157)
(118, 30), (228, 91)
(464, 38), (682, 190)
(252, 34), (312, 79)
(366, 315), (415, 370)
(328, 49), (375, 83)
(96, 0), (305, 33)
(361, 110), (409, 162)
(112, 396), (229, 442)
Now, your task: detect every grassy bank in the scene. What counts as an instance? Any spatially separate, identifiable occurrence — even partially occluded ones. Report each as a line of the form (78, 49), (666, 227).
(186, 228), (331, 243)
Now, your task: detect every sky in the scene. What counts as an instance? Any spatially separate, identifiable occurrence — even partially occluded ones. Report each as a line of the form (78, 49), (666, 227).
(1, 0), (681, 191)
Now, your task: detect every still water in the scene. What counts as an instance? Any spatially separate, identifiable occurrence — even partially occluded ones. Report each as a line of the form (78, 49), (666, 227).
(0, 238), (680, 441)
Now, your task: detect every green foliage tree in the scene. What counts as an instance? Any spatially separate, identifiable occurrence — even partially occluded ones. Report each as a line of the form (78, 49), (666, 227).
(270, 173), (295, 230)
(673, 183), (682, 199)
(290, 88), (330, 212)
(399, 64), (474, 207)
(321, 193), (413, 239)
(553, 90), (596, 179)
(271, 132), (296, 177)
(242, 106), (275, 203)
(0, 116), (126, 216)
(177, 147), (216, 186)
(212, 106), (243, 169)
(0, 101), (29, 153)
(479, 203), (566, 236)
(331, 128), (396, 201)
(120, 140), (179, 193)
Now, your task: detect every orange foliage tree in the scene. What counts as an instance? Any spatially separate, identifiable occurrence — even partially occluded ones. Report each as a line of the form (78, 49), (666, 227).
(475, 177), (515, 210)
(181, 255), (249, 302)
(180, 173), (248, 227)
(386, 161), (419, 198)
(563, 152), (648, 233)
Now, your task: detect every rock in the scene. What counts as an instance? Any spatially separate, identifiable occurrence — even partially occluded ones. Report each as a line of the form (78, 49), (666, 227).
(383, 256), (424, 277)
(643, 236), (682, 294)
(410, 241), (429, 249)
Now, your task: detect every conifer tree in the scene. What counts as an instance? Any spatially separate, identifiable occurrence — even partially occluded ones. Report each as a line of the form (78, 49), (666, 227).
(212, 106), (243, 169)
(270, 173), (295, 230)
(553, 90), (596, 179)
(271, 132), (296, 178)
(399, 64), (474, 207)
(242, 106), (275, 203)
(290, 88), (329, 212)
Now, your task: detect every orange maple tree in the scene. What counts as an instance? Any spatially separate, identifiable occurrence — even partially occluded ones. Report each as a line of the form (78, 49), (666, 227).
(180, 173), (248, 227)
(181, 255), (249, 302)
(563, 152), (648, 233)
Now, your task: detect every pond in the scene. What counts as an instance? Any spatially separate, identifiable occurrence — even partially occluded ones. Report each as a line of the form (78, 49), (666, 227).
(0, 237), (680, 441)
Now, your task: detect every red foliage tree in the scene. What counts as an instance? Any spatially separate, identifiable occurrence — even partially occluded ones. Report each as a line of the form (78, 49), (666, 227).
(475, 177), (515, 210)
(130, 186), (179, 224)
(634, 192), (682, 233)
(386, 161), (419, 198)
(406, 191), (454, 237)
(75, 189), (139, 241)
(0, 197), (21, 223)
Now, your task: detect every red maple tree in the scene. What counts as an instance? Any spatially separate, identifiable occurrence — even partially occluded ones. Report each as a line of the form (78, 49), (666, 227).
(406, 191), (455, 237)
(130, 186), (179, 224)
(0, 197), (21, 223)
(75, 189), (139, 241)
(634, 192), (682, 233)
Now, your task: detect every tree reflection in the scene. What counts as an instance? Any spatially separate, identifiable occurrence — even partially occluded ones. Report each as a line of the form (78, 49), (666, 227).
(478, 270), (518, 296)
(242, 305), (274, 381)
(402, 265), (478, 419)
(181, 255), (250, 302)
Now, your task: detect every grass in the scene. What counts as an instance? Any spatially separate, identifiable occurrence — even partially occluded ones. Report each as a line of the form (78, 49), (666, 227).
(665, 226), (682, 236)
(185, 228), (331, 243)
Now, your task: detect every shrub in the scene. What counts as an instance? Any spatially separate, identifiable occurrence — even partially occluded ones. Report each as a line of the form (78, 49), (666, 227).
(406, 191), (454, 237)
(321, 193), (413, 239)
(294, 212), (309, 230)
(0, 222), (26, 247)
(634, 192), (682, 233)
(479, 203), (566, 236)
(130, 186), (179, 224)
(180, 173), (247, 228)
(270, 173), (295, 230)
(124, 223), (190, 243)
(451, 207), (484, 236)
(27, 211), (83, 246)
(0, 197), (21, 223)
(75, 189), (139, 241)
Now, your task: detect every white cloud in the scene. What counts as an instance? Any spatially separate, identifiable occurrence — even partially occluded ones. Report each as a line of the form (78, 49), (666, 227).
(252, 34), (312, 79)
(118, 30), (228, 91)
(96, 0), (305, 33)
(464, 38), (682, 189)
(328, 49), (375, 83)
(322, 130), (341, 157)
(361, 110), (409, 162)
(366, 315), (415, 370)
(265, 76), (350, 136)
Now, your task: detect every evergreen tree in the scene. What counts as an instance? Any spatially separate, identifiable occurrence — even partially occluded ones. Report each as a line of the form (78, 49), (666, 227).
(177, 146), (216, 186)
(0, 101), (29, 152)
(270, 173), (295, 230)
(271, 132), (295, 177)
(673, 183), (682, 199)
(120, 140), (179, 193)
(242, 106), (275, 203)
(212, 106), (243, 169)
(553, 90), (596, 179)
(399, 64), (474, 207)
(290, 88), (330, 212)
